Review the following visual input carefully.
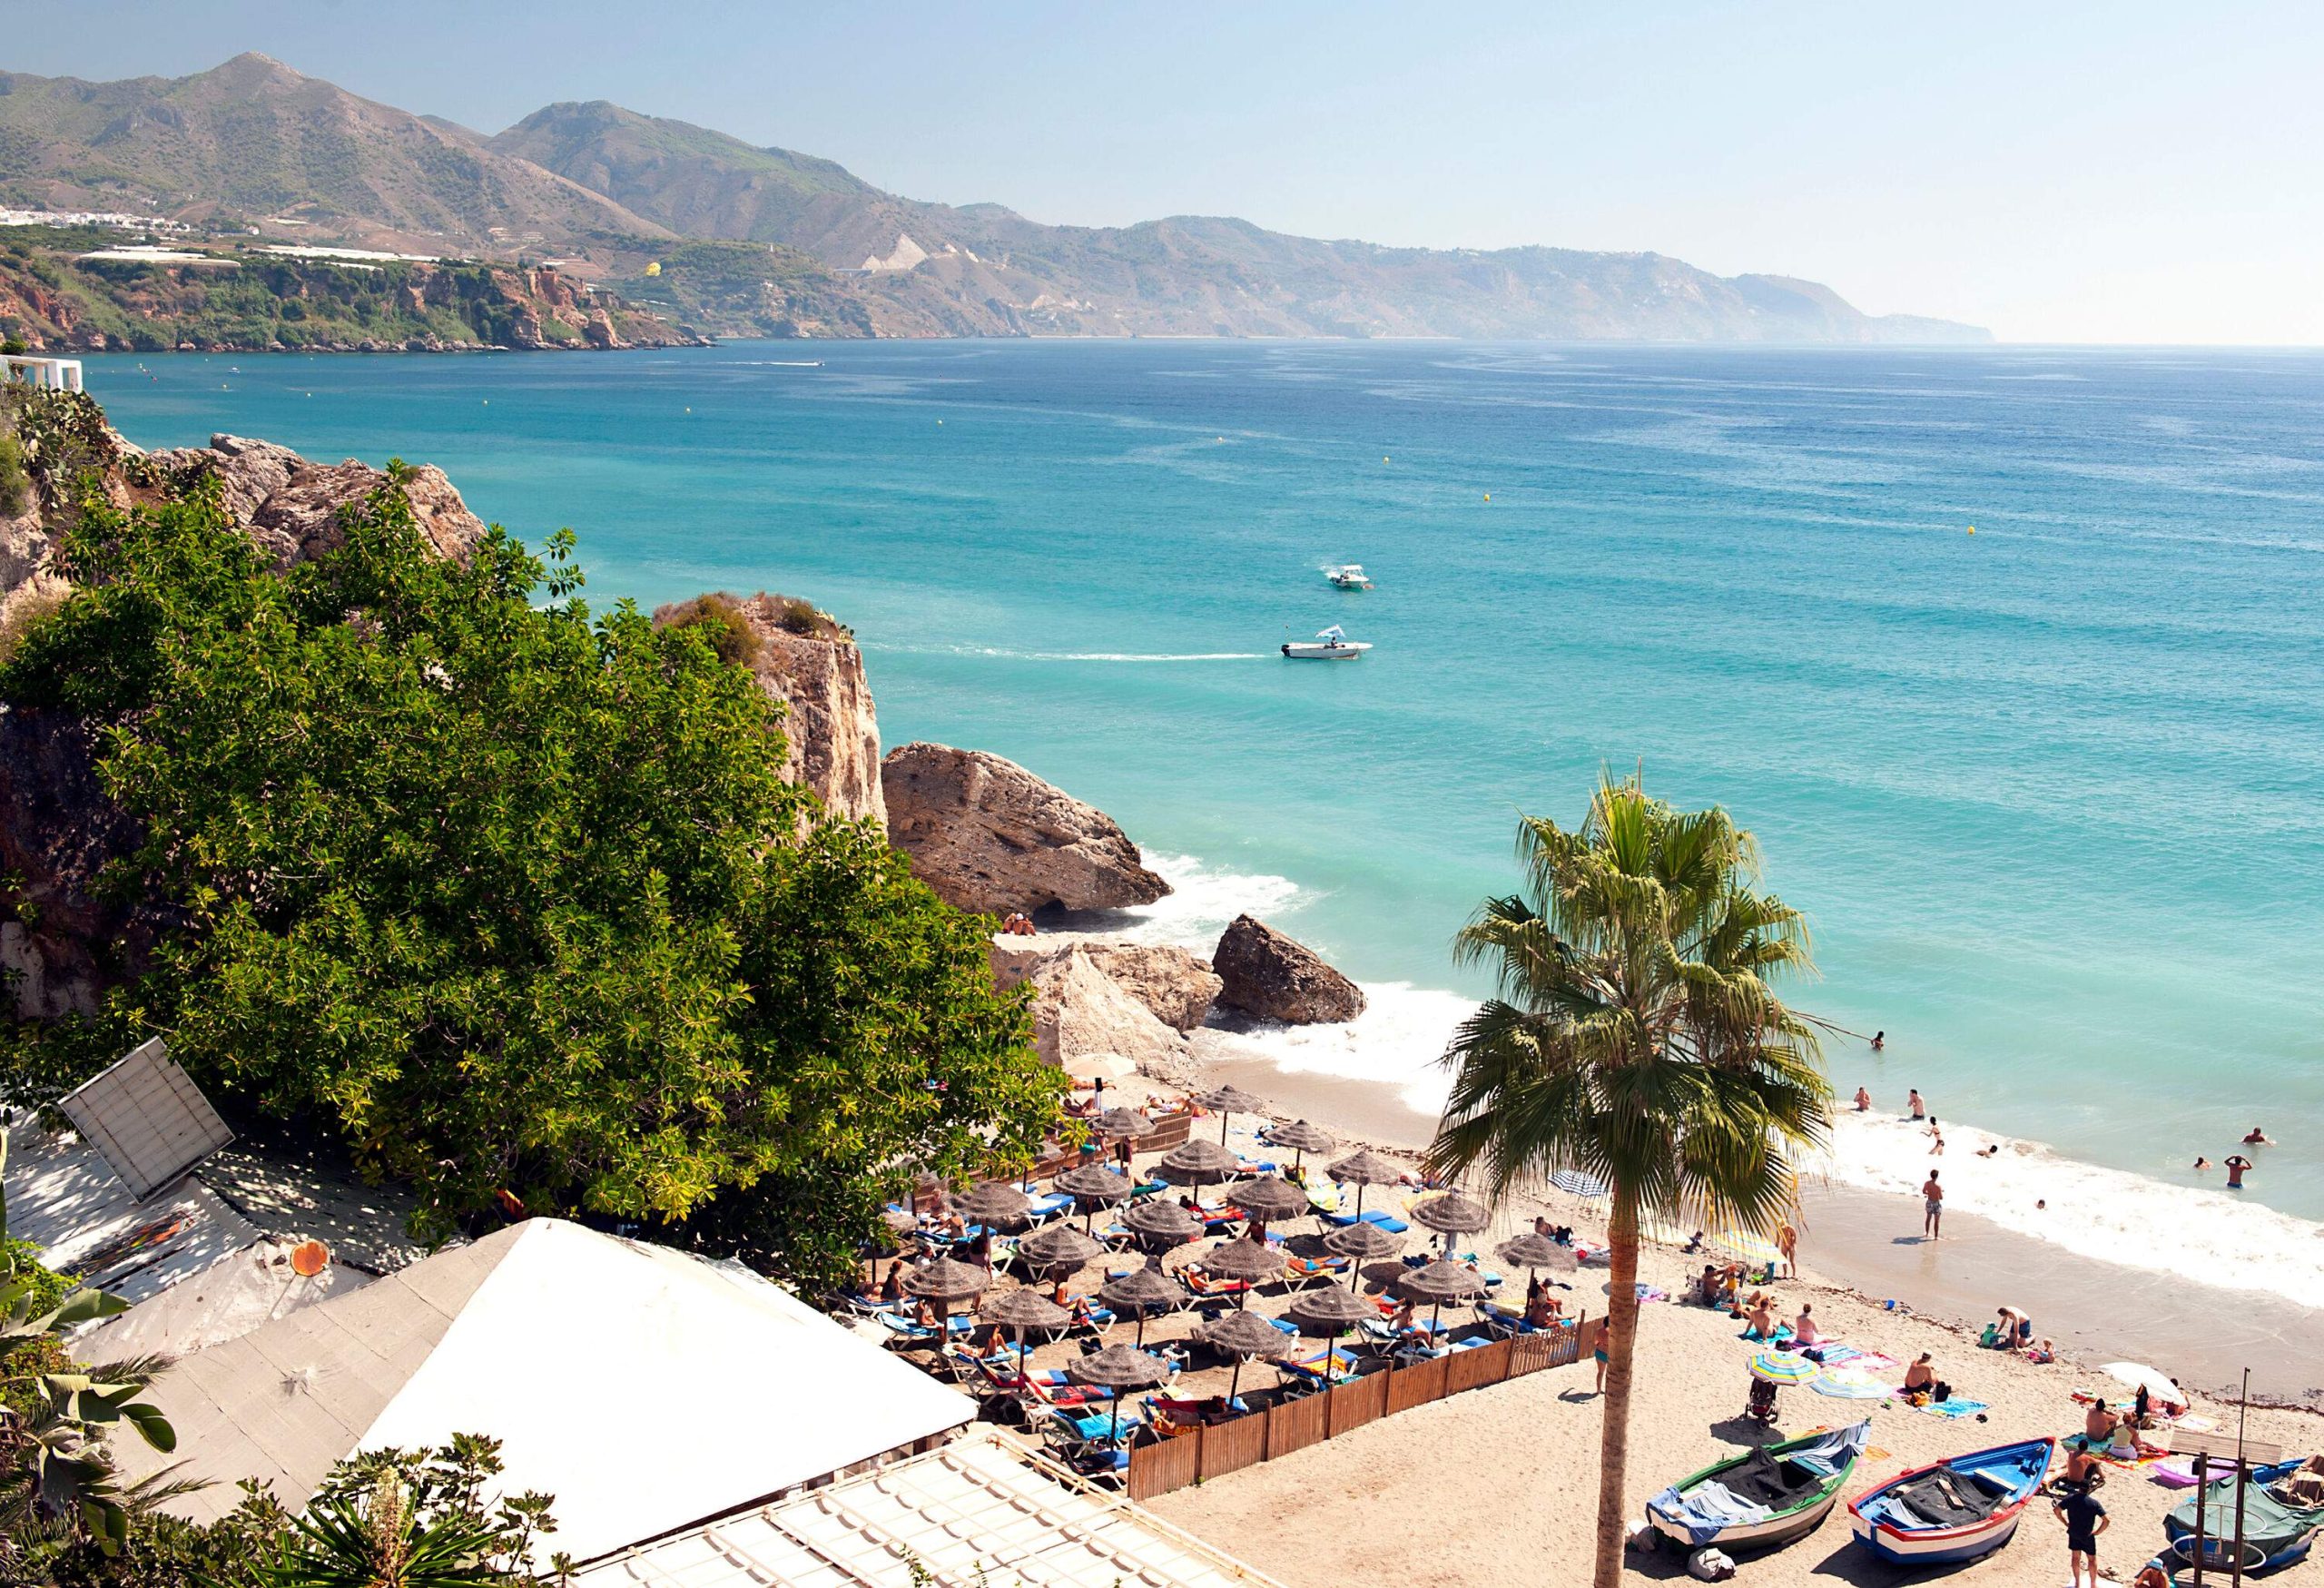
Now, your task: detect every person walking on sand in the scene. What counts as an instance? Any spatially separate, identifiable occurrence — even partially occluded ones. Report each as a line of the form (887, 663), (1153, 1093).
(1777, 1218), (1798, 1277)
(2225, 1153), (2252, 1189)
(2054, 1480), (2109, 1588)
(1922, 1169), (1945, 1238)
(1907, 1088), (1925, 1119)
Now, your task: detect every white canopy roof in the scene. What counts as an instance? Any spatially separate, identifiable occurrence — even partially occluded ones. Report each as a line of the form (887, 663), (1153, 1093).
(120, 1218), (975, 1562)
(576, 1431), (1282, 1588)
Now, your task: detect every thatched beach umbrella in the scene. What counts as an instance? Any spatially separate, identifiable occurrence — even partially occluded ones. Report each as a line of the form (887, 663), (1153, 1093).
(1196, 1307), (1294, 1404)
(1229, 1176), (1311, 1238)
(1267, 1119), (1335, 1170)
(1191, 1235), (1283, 1306)
(1019, 1222), (1106, 1277)
(1098, 1261), (1183, 1348)
(1157, 1137), (1241, 1188)
(901, 1255), (990, 1335)
(1054, 1162), (1135, 1233)
(1120, 1198), (1204, 1247)
(1068, 1341), (1176, 1443)
(1195, 1082), (1267, 1145)
(1325, 1149), (1407, 1224)
(1409, 1189), (1492, 1238)
(1285, 1285), (1374, 1398)
(1322, 1218), (1405, 1291)
(1496, 1232), (1578, 1283)
(1093, 1106), (1153, 1140)
(955, 1180), (1033, 1230)
(981, 1287), (1072, 1381)
(1398, 1258), (1492, 1335)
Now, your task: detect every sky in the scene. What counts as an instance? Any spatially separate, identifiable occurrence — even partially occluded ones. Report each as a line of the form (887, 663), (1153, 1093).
(10, 1), (2323, 343)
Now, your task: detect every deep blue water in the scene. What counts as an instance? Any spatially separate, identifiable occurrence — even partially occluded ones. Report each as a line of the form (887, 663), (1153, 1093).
(79, 340), (2324, 1228)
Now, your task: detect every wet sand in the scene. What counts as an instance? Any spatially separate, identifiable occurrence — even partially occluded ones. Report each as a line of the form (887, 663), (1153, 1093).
(1190, 1042), (2324, 1407)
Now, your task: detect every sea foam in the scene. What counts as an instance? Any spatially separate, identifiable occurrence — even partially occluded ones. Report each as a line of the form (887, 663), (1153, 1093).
(1122, 853), (2324, 1308)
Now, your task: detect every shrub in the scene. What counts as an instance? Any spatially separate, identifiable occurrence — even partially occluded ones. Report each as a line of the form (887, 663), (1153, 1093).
(0, 430), (27, 517)
(653, 590), (763, 668)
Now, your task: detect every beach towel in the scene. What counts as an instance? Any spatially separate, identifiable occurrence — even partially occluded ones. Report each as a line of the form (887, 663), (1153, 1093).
(1738, 1325), (1793, 1344)
(1896, 1395), (1989, 1419)
(1609, 1281), (1669, 1303)
(1837, 1350), (1900, 1372)
(2064, 1433), (2170, 1470)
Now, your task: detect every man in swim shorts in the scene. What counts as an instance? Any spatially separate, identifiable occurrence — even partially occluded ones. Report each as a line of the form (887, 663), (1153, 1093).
(2055, 1480), (2109, 1587)
(2225, 1154), (2252, 1189)
(1907, 1088), (1925, 1119)
(1922, 1169), (1944, 1238)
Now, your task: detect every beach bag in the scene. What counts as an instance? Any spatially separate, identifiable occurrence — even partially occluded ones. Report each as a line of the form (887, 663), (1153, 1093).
(1934, 1379), (1954, 1403)
(1688, 1547), (1738, 1581)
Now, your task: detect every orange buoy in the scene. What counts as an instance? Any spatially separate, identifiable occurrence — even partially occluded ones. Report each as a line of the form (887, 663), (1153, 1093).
(290, 1239), (330, 1277)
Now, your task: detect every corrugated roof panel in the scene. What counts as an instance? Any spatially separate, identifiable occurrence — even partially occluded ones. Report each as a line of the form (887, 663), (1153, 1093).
(57, 1039), (234, 1198)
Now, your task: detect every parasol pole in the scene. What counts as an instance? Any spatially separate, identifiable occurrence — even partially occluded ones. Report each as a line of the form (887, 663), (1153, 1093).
(2232, 1366), (2250, 1588)
(2193, 1450), (2209, 1587)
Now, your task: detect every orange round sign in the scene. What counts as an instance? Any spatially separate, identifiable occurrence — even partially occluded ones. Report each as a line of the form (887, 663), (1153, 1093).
(290, 1239), (330, 1277)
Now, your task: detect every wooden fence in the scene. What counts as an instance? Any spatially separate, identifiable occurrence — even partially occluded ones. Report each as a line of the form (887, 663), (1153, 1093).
(1123, 1315), (1591, 1501)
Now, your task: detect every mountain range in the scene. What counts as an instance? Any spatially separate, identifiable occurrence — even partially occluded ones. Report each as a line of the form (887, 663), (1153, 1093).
(0, 54), (1988, 343)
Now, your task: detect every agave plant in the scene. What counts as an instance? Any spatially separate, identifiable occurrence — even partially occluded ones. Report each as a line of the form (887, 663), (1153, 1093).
(272, 1438), (557, 1588)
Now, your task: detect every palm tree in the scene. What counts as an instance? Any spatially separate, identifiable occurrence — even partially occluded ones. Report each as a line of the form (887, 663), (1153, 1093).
(1425, 775), (1829, 1588)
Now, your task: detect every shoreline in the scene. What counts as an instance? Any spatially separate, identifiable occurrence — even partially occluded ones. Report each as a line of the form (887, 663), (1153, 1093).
(1170, 1035), (2324, 1408)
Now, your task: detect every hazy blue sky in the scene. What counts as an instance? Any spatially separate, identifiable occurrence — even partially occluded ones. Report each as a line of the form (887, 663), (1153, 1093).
(13, 2), (2321, 342)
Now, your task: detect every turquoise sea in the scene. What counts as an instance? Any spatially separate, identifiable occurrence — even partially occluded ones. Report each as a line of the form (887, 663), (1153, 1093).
(78, 340), (2324, 1295)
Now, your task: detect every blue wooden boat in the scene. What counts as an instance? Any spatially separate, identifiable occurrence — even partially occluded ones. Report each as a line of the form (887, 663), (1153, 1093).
(1848, 1437), (2054, 1566)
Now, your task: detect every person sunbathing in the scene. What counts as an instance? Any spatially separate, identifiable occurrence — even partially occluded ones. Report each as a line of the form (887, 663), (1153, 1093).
(880, 1262), (907, 1304)
(1904, 1353), (1936, 1394)
(2084, 1403), (2119, 1444)
(1792, 1303), (1824, 1346)
(1696, 1264), (1722, 1307)
(1389, 1297), (1418, 1333)
(1526, 1290), (1564, 1327)
(1744, 1297), (1778, 1339)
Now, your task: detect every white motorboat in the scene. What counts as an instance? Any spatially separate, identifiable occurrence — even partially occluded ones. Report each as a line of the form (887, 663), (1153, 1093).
(1324, 563), (1374, 589)
(1282, 624), (1372, 660)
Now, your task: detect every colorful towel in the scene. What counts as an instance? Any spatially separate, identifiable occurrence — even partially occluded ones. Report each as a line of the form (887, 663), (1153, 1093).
(1896, 1396), (1989, 1419)
(2063, 1433), (2170, 1470)
(1839, 1351), (1901, 1373)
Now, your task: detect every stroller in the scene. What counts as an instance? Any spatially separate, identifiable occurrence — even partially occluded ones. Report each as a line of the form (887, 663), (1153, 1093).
(1745, 1375), (1779, 1426)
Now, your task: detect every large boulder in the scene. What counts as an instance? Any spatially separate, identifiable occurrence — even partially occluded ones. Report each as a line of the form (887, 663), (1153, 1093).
(1212, 914), (1364, 1025)
(1020, 947), (1187, 1071)
(881, 744), (1168, 917)
(992, 941), (1221, 1034)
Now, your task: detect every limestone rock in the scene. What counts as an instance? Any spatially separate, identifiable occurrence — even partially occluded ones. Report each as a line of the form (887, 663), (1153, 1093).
(1021, 947), (1187, 1071)
(140, 435), (489, 567)
(736, 597), (883, 824)
(992, 941), (1219, 1034)
(1212, 914), (1364, 1025)
(881, 743), (1168, 916)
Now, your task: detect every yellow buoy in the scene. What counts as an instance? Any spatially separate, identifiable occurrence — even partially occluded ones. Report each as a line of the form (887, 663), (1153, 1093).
(1384, 456), (1390, 463)
(1967, 525), (1976, 535)
(1483, 492), (1491, 502)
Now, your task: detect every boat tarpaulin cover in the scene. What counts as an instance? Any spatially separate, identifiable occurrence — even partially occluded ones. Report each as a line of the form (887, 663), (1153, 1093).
(2170, 1476), (2324, 1558)
(1888, 1469), (2012, 1529)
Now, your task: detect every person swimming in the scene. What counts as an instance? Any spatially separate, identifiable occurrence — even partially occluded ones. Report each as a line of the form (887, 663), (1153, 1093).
(2193, 1156), (2211, 1170)
(1871, 1031), (1886, 1051)
(2244, 1127), (2272, 1146)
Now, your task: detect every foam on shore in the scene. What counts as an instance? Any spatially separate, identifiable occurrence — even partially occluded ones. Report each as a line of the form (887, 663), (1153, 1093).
(1811, 1111), (2324, 1309)
(1119, 853), (2324, 1311)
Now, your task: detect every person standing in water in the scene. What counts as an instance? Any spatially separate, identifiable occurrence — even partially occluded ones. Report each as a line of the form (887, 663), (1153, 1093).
(2225, 1154), (2253, 1189)
(1907, 1088), (1925, 1119)
(1853, 1086), (1873, 1112)
(1922, 1169), (1945, 1238)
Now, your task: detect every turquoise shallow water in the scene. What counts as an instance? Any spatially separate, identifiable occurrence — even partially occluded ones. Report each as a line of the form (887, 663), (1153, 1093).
(78, 341), (2324, 1238)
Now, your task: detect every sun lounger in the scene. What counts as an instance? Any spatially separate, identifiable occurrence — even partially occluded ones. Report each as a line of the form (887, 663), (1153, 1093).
(873, 1310), (974, 1344)
(1320, 1207), (1410, 1233)
(1179, 1267), (1251, 1298)
(1281, 1251), (1349, 1287)
(1277, 1348), (1363, 1393)
(1023, 1191), (1075, 1223)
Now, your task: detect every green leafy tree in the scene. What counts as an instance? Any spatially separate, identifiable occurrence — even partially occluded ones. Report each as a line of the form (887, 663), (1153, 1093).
(1424, 776), (1829, 1588)
(1, 469), (1057, 1286)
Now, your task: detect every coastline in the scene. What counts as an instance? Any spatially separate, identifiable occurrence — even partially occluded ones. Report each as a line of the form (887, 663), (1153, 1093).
(1169, 1036), (2324, 1407)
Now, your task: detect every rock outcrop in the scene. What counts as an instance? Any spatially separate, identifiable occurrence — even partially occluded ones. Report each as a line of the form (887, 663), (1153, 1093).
(991, 941), (1221, 1034)
(1019, 947), (1187, 1071)
(0, 707), (172, 1018)
(1212, 914), (1364, 1025)
(143, 435), (488, 567)
(881, 744), (1169, 917)
(735, 596), (883, 824)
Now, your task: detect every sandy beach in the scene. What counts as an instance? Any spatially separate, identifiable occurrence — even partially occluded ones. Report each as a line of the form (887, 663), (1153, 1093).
(959, 1044), (2324, 1588)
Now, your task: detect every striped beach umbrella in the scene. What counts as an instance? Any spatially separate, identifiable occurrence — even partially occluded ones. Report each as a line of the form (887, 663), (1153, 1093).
(1549, 1169), (1609, 1201)
(1809, 1370), (1894, 1400)
(1748, 1351), (1822, 1387)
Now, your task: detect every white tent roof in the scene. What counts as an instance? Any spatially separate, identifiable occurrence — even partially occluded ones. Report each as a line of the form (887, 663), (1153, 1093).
(576, 1431), (1283, 1588)
(120, 1218), (975, 1562)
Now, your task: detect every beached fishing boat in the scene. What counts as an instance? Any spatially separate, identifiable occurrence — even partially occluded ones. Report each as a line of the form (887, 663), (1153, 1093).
(1282, 625), (1371, 660)
(2163, 1459), (2324, 1575)
(1647, 1421), (1868, 1553)
(1847, 1437), (2054, 1566)
(1324, 564), (1374, 589)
